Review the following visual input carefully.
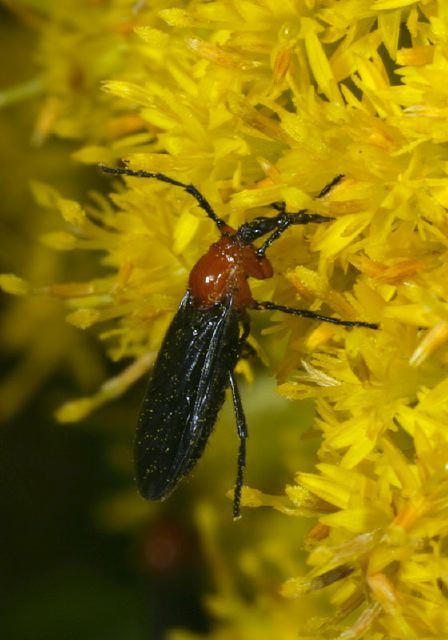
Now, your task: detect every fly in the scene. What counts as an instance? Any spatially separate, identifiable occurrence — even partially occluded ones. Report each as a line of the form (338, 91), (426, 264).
(100, 165), (378, 518)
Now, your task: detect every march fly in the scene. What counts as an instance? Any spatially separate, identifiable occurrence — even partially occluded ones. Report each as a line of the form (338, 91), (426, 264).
(100, 165), (378, 518)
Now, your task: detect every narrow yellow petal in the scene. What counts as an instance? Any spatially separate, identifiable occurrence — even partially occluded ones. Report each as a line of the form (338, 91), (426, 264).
(0, 274), (30, 296)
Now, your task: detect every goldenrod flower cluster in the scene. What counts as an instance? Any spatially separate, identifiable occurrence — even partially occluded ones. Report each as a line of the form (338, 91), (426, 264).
(2, 0), (448, 638)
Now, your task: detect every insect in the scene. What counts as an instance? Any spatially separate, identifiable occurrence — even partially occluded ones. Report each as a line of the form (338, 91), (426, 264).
(100, 165), (378, 518)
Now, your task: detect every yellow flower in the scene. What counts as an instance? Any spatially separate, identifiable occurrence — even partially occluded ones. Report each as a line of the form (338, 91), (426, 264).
(2, 0), (190, 144)
(3, 0), (448, 638)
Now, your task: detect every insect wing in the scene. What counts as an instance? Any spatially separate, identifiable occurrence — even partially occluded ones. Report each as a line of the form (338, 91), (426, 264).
(135, 291), (240, 500)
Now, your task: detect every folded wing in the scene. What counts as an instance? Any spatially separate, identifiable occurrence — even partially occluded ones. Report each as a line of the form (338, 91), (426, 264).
(135, 291), (241, 500)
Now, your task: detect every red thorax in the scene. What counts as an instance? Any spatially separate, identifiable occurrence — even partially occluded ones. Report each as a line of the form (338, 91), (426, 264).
(188, 227), (273, 310)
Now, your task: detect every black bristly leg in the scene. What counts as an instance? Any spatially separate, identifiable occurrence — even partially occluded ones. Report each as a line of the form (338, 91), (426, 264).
(254, 301), (379, 329)
(240, 341), (257, 359)
(256, 175), (344, 258)
(268, 176), (344, 216)
(316, 174), (344, 198)
(228, 370), (248, 520)
(238, 315), (253, 356)
(99, 164), (226, 231)
(255, 211), (333, 257)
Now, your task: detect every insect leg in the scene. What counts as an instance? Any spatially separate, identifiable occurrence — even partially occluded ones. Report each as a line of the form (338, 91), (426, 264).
(228, 370), (248, 520)
(255, 212), (332, 257)
(239, 317), (256, 359)
(270, 175), (344, 213)
(254, 301), (379, 329)
(315, 174), (344, 198)
(256, 175), (345, 257)
(99, 164), (226, 230)
(238, 315), (251, 348)
(240, 342), (257, 359)
(269, 175), (344, 214)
